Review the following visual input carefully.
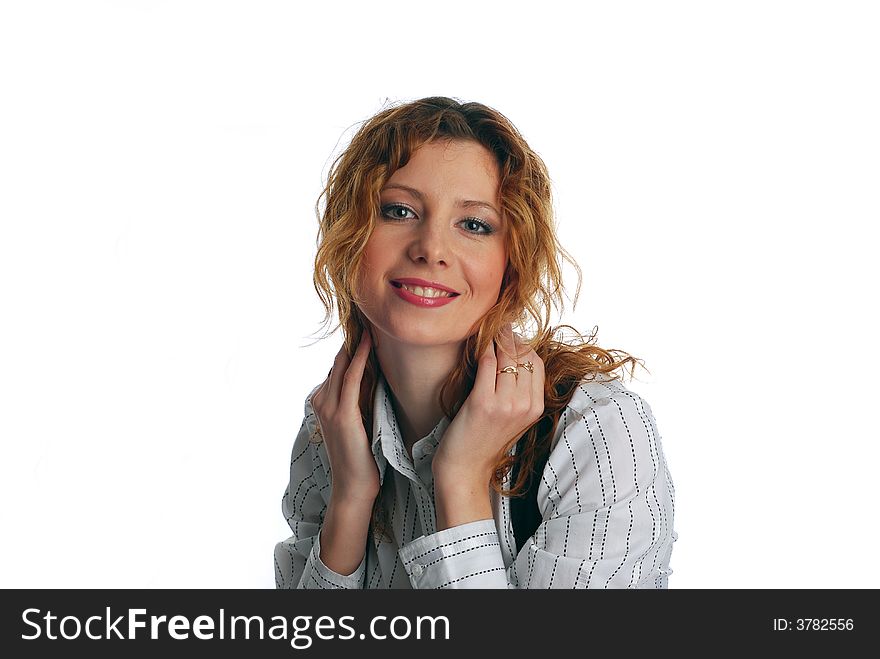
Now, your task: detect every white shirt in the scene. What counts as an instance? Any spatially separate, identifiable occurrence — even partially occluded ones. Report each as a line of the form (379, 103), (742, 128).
(274, 370), (677, 589)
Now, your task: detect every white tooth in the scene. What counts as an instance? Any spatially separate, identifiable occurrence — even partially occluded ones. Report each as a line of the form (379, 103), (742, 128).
(402, 284), (450, 298)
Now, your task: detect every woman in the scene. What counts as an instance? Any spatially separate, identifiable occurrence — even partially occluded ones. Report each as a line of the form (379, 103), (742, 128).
(274, 96), (677, 589)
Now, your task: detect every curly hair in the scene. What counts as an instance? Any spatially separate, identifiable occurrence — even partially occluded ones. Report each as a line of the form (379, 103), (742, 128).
(309, 96), (646, 542)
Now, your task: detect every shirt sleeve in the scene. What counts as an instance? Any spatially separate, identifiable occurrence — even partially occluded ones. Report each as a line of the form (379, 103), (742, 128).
(273, 387), (367, 589)
(397, 383), (678, 588)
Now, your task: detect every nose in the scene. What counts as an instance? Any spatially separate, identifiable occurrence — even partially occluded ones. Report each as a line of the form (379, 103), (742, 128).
(407, 217), (451, 266)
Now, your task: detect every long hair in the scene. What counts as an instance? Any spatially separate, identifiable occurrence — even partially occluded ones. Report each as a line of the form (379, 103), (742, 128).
(310, 96), (645, 541)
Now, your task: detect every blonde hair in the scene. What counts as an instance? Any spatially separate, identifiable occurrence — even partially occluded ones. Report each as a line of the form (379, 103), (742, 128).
(310, 96), (645, 541)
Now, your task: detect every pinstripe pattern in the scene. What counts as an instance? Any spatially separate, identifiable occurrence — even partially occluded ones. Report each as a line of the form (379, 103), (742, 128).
(274, 371), (677, 589)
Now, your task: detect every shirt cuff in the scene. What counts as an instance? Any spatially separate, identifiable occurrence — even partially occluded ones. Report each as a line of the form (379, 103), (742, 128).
(300, 528), (366, 589)
(398, 519), (509, 589)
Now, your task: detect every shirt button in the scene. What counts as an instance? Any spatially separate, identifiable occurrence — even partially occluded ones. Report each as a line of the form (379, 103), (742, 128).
(411, 564), (424, 577)
(595, 397), (611, 406)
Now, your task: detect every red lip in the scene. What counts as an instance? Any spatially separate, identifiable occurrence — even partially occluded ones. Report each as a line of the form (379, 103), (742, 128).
(390, 278), (460, 295)
(390, 281), (459, 308)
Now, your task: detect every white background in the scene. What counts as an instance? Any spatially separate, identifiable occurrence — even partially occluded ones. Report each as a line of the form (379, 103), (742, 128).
(1, 0), (877, 588)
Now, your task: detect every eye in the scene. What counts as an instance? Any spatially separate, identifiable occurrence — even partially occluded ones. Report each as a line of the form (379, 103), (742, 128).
(381, 203), (416, 221)
(459, 218), (494, 235)
(381, 204), (495, 235)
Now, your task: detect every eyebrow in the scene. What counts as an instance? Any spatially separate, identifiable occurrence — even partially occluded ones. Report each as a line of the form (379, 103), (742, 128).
(380, 183), (501, 217)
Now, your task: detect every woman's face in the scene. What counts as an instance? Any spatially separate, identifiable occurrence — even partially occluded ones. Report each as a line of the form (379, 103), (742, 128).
(356, 138), (508, 348)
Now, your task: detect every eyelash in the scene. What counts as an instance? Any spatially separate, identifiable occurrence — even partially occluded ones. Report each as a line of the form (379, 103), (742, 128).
(380, 203), (495, 235)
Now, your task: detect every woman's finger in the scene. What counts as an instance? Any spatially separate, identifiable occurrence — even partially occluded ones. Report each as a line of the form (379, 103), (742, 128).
(514, 333), (536, 390)
(324, 341), (351, 409)
(526, 344), (544, 417)
(339, 330), (371, 412)
(473, 332), (497, 399)
(513, 331), (530, 363)
(495, 323), (519, 395)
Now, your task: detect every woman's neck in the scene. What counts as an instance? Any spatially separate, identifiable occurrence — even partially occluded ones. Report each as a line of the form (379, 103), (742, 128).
(374, 336), (464, 457)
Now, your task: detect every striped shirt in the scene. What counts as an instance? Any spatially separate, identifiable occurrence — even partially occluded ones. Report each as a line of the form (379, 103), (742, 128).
(274, 371), (677, 588)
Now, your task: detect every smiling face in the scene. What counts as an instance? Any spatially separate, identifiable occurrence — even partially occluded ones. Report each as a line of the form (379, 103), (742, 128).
(355, 138), (508, 348)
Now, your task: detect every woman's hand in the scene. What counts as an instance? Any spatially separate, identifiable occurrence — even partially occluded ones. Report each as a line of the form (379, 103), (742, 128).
(432, 322), (546, 486)
(309, 331), (380, 505)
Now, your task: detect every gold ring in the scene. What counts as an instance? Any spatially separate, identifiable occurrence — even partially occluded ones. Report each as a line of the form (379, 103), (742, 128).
(496, 366), (519, 375)
(517, 361), (534, 373)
